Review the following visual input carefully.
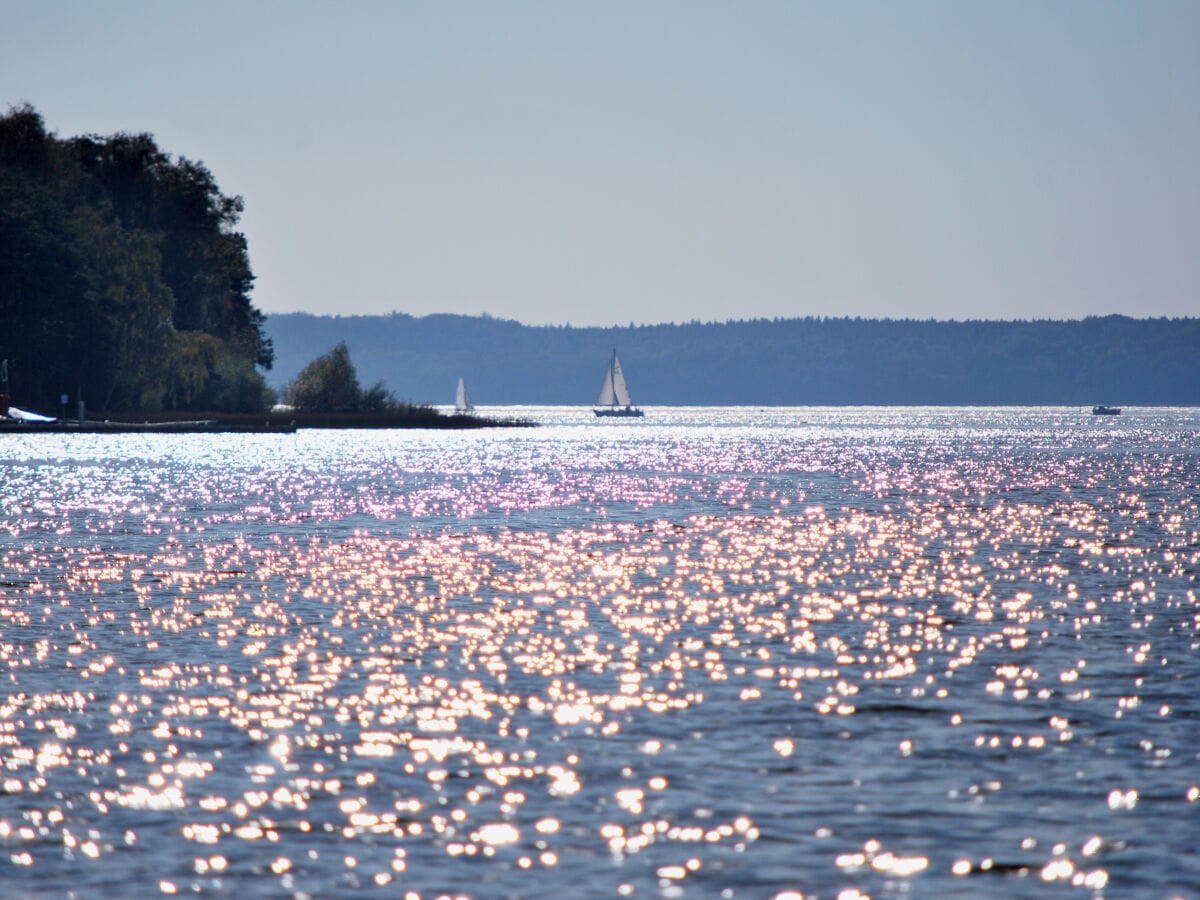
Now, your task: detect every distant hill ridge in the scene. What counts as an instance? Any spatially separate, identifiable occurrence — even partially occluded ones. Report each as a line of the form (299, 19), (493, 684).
(263, 312), (1200, 406)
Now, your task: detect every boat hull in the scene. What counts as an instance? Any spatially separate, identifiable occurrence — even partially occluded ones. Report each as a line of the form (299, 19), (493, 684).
(1092, 406), (1121, 416)
(594, 407), (644, 418)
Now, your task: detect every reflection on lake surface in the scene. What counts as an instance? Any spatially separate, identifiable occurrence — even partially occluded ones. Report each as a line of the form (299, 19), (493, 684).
(1, 406), (1198, 897)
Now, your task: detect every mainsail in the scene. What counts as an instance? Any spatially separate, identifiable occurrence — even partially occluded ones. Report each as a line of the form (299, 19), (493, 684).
(596, 350), (633, 407)
(455, 377), (473, 412)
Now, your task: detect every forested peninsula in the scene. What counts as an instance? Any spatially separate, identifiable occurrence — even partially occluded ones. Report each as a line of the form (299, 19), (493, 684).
(266, 312), (1200, 407)
(0, 104), (273, 413)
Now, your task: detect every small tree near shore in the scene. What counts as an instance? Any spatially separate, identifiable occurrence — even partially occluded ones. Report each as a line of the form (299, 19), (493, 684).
(284, 342), (397, 412)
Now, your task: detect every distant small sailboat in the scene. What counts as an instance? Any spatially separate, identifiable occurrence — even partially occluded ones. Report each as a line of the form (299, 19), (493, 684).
(593, 349), (644, 418)
(455, 377), (474, 413)
(1092, 405), (1121, 416)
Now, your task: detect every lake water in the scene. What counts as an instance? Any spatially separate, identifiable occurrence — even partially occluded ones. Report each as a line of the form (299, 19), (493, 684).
(1, 406), (1198, 898)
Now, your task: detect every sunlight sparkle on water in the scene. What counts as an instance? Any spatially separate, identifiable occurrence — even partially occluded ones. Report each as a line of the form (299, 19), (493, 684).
(1, 409), (1198, 895)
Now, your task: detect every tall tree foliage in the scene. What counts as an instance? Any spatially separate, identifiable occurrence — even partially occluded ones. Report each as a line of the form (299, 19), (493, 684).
(0, 104), (273, 412)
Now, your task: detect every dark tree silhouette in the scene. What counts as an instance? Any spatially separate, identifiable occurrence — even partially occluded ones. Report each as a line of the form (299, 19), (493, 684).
(0, 103), (273, 412)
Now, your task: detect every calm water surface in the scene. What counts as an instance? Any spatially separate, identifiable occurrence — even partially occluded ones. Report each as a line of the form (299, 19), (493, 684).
(1, 406), (1198, 898)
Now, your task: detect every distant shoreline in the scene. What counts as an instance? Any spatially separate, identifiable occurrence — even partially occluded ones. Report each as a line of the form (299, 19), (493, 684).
(264, 312), (1200, 407)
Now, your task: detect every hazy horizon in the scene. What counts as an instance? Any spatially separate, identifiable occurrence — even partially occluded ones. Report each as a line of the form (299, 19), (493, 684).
(266, 307), (1195, 328)
(5, 2), (1198, 326)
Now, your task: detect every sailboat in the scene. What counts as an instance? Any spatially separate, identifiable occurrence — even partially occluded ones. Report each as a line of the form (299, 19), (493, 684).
(593, 349), (644, 417)
(455, 377), (475, 413)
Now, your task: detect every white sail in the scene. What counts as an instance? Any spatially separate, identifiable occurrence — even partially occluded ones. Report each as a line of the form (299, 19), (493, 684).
(596, 350), (633, 407)
(455, 377), (474, 412)
(592, 349), (644, 417)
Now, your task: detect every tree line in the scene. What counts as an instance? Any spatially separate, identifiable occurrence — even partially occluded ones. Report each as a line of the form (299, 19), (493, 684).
(0, 104), (274, 412)
(265, 311), (1200, 406)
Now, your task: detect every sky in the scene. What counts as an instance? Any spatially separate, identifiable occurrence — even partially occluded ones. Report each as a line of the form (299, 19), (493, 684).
(3, 1), (1198, 326)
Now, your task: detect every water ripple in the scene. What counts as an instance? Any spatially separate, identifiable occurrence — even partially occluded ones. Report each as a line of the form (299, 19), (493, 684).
(0, 407), (1197, 897)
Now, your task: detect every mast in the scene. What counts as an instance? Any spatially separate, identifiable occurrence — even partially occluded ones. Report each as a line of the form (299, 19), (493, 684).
(609, 349), (618, 407)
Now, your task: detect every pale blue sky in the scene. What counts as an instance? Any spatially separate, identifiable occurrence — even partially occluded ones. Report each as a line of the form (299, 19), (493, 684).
(3, 1), (1197, 325)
